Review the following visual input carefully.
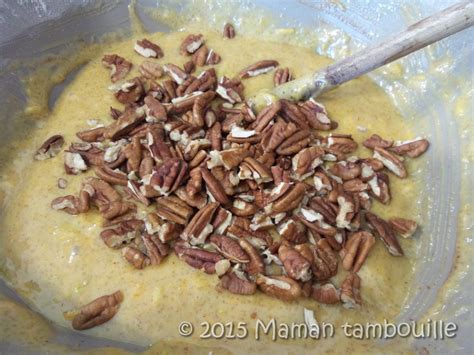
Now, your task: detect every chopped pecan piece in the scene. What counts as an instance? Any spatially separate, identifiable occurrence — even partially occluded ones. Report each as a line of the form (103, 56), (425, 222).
(35, 135), (64, 160)
(180, 34), (204, 55)
(219, 271), (256, 295)
(122, 246), (150, 269)
(142, 233), (169, 265)
(86, 177), (136, 220)
(76, 127), (105, 143)
(64, 152), (88, 175)
(297, 240), (338, 281)
(163, 63), (188, 85)
(367, 172), (391, 204)
(270, 182), (306, 213)
(210, 234), (249, 263)
(181, 202), (219, 245)
(278, 244), (312, 282)
(174, 242), (222, 274)
(326, 134), (358, 154)
(389, 138), (429, 158)
(365, 212), (403, 256)
(254, 101), (281, 133)
(139, 60), (163, 80)
(280, 99), (309, 129)
(256, 275), (302, 302)
(155, 195), (194, 225)
(223, 23), (236, 39)
(330, 161), (361, 181)
(102, 54), (132, 82)
(298, 208), (338, 240)
(311, 283), (340, 304)
(95, 166), (128, 186)
(239, 60), (279, 78)
(362, 134), (393, 149)
(205, 49), (221, 65)
(277, 217), (308, 244)
(340, 273), (361, 309)
(339, 231), (375, 272)
(134, 38), (163, 58)
(373, 147), (407, 178)
(71, 291), (123, 330)
(238, 157), (272, 184)
(274, 67), (293, 86)
(389, 218), (418, 238)
(100, 218), (144, 248)
(111, 77), (145, 104)
(150, 158), (188, 195)
(104, 106), (145, 141)
(239, 238), (265, 276)
(231, 198), (258, 217)
(201, 167), (230, 206)
(299, 99), (335, 131)
(292, 146), (324, 180)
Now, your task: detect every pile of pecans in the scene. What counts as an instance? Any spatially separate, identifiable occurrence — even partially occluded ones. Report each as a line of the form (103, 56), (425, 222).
(40, 24), (430, 319)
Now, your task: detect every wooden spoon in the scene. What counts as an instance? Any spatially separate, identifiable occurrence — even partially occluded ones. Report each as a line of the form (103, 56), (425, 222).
(268, 1), (473, 101)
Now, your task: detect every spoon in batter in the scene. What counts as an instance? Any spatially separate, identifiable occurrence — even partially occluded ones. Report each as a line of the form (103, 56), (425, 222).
(255, 1), (473, 104)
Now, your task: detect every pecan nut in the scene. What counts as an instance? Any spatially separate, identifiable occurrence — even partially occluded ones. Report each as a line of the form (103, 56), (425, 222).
(278, 244), (312, 282)
(311, 283), (340, 304)
(155, 195), (194, 225)
(339, 231), (375, 272)
(373, 147), (407, 178)
(104, 106), (145, 141)
(102, 54), (132, 82)
(100, 218), (144, 249)
(389, 138), (429, 158)
(174, 242), (222, 274)
(362, 134), (393, 149)
(180, 34), (204, 55)
(122, 246), (150, 269)
(238, 157), (272, 184)
(325, 134), (358, 154)
(201, 167), (230, 205)
(274, 67), (293, 86)
(219, 271), (256, 295)
(270, 182), (306, 213)
(389, 218), (418, 238)
(181, 202), (219, 245)
(254, 101), (282, 133)
(35, 135), (64, 160)
(139, 60), (163, 80)
(134, 38), (163, 58)
(239, 238), (265, 276)
(150, 158), (188, 195)
(223, 23), (236, 39)
(239, 60), (279, 78)
(340, 273), (362, 309)
(112, 77), (145, 104)
(210, 234), (249, 263)
(277, 217), (308, 244)
(256, 275), (302, 302)
(71, 291), (123, 330)
(291, 146), (324, 180)
(365, 212), (403, 256)
(142, 233), (169, 265)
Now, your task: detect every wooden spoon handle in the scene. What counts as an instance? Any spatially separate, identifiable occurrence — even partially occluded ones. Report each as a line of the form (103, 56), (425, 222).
(322, 1), (473, 87)
(273, 1), (474, 100)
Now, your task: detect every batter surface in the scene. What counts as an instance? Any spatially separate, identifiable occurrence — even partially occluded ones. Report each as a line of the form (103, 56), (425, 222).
(0, 30), (424, 353)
